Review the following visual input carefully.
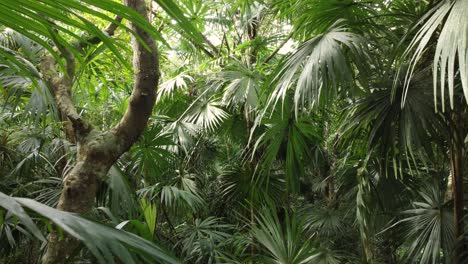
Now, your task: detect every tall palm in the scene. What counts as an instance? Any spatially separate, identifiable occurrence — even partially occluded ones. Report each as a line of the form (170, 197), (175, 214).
(399, 1), (468, 260)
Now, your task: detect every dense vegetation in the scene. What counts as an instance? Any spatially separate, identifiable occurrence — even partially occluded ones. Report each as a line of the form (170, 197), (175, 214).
(0, 0), (467, 263)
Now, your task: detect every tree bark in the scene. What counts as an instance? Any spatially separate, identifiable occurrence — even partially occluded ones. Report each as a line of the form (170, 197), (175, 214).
(41, 0), (159, 262)
(247, 14), (261, 65)
(448, 109), (465, 264)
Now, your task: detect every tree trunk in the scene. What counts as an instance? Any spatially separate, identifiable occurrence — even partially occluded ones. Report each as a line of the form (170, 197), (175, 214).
(444, 172), (453, 202)
(42, 131), (123, 262)
(41, 0), (159, 262)
(247, 14), (261, 65)
(327, 174), (335, 204)
(449, 110), (465, 264)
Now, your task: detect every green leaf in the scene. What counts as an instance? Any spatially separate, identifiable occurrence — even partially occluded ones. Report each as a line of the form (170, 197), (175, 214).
(0, 192), (45, 242)
(0, 193), (181, 264)
(153, 0), (214, 54)
(0, 0), (166, 69)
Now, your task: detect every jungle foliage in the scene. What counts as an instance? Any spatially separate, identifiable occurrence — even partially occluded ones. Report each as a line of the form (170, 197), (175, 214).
(0, 0), (467, 263)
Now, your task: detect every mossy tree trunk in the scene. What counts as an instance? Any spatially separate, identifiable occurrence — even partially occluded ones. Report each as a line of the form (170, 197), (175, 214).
(41, 0), (159, 262)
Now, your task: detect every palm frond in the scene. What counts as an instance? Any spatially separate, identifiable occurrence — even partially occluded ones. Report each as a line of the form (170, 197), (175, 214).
(219, 64), (262, 109)
(106, 166), (140, 219)
(153, 0), (217, 55)
(251, 206), (318, 264)
(0, 30), (57, 120)
(0, 192), (181, 264)
(158, 74), (194, 102)
(401, 0), (468, 110)
(165, 119), (199, 153)
(0, 0), (164, 68)
(253, 101), (322, 192)
(266, 20), (368, 113)
(130, 124), (176, 184)
(300, 206), (346, 237)
(140, 198), (157, 237)
(385, 184), (454, 264)
(273, 0), (377, 36)
(177, 216), (233, 263)
(342, 71), (446, 176)
(186, 98), (230, 132)
(160, 185), (205, 212)
(0, 192), (45, 243)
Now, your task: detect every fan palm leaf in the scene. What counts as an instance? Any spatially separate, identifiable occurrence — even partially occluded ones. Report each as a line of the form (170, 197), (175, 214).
(266, 20), (368, 113)
(273, 0), (378, 36)
(385, 184), (454, 264)
(186, 97), (230, 133)
(177, 216), (234, 263)
(401, 0), (468, 110)
(342, 70), (446, 176)
(219, 63), (262, 109)
(158, 74), (194, 102)
(251, 206), (319, 264)
(253, 100), (322, 192)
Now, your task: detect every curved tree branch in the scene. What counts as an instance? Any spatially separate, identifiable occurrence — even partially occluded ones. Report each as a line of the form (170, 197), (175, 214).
(81, 16), (122, 48)
(263, 31), (294, 64)
(40, 55), (91, 140)
(113, 0), (159, 152)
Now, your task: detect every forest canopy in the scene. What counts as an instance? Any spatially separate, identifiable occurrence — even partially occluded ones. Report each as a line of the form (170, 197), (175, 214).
(0, 0), (467, 263)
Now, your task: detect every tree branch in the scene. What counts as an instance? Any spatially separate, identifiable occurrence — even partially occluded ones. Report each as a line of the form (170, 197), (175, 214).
(40, 55), (91, 139)
(42, 19), (107, 141)
(83, 16), (122, 46)
(113, 0), (159, 151)
(201, 34), (219, 57)
(263, 31), (294, 64)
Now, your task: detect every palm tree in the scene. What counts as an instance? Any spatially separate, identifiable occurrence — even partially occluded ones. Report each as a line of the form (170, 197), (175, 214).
(399, 1), (468, 261)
